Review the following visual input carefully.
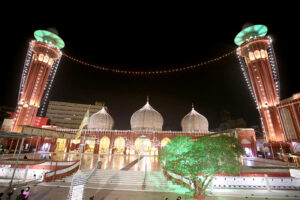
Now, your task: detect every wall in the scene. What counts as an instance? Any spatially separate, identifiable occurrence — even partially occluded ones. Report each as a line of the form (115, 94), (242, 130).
(167, 171), (300, 190)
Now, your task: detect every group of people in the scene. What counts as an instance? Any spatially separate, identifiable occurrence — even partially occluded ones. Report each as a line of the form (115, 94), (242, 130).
(16, 187), (31, 200)
(0, 187), (30, 200)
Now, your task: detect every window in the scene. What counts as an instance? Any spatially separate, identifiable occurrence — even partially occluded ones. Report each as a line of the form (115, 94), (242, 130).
(280, 108), (297, 140)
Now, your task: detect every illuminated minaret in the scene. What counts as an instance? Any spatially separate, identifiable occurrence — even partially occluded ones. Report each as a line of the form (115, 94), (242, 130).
(235, 24), (285, 142)
(11, 29), (65, 132)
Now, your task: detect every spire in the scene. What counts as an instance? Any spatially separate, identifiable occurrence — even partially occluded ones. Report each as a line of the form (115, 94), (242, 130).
(147, 96), (149, 103)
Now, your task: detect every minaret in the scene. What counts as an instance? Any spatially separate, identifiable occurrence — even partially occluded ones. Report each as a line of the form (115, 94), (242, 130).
(234, 24), (284, 142)
(11, 28), (65, 132)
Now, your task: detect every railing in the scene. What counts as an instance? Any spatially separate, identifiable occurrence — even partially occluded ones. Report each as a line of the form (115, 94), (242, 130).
(67, 161), (99, 200)
(44, 160), (80, 182)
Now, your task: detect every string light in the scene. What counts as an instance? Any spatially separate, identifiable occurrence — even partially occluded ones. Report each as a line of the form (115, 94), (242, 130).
(38, 56), (62, 117)
(62, 50), (235, 75)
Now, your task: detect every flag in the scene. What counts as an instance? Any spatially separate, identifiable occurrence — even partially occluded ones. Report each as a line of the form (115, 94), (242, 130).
(75, 106), (90, 139)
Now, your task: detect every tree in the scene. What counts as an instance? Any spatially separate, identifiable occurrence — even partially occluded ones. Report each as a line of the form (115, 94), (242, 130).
(159, 135), (243, 198)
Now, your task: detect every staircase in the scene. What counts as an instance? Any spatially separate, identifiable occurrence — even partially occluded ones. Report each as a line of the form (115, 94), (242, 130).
(61, 169), (189, 192)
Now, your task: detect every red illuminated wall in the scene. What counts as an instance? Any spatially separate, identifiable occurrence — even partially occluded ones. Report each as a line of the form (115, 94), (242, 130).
(11, 41), (61, 132)
(277, 93), (300, 154)
(237, 36), (284, 142)
(10, 113), (50, 128)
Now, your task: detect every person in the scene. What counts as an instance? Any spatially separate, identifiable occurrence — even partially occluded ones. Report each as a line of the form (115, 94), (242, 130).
(23, 155), (28, 159)
(89, 196), (94, 200)
(0, 192), (3, 200)
(176, 197), (181, 200)
(6, 187), (15, 199)
(16, 189), (25, 200)
(23, 187), (30, 200)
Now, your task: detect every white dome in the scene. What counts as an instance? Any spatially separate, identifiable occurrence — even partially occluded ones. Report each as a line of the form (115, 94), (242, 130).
(88, 107), (114, 130)
(130, 100), (163, 131)
(181, 106), (209, 132)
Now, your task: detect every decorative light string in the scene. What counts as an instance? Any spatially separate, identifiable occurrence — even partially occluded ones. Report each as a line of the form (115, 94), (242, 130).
(62, 50), (235, 75)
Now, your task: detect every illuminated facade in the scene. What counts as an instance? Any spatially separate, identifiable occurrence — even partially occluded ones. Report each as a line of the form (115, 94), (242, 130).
(235, 24), (284, 142)
(2, 100), (257, 156)
(11, 29), (64, 132)
(277, 93), (300, 154)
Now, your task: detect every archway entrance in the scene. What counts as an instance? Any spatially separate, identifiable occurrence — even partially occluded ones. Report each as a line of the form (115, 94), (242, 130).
(114, 137), (125, 154)
(135, 136), (151, 155)
(99, 136), (110, 154)
(84, 140), (95, 153)
(55, 138), (66, 152)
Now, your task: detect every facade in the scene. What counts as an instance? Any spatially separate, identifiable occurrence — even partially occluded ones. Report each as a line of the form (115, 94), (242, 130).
(46, 101), (104, 129)
(277, 93), (300, 154)
(235, 24), (284, 143)
(11, 29), (64, 132)
(8, 100), (256, 156)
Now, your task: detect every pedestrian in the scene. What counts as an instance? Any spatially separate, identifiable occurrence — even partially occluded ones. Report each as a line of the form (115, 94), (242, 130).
(6, 187), (15, 200)
(89, 196), (94, 200)
(16, 189), (25, 200)
(23, 155), (28, 159)
(23, 187), (30, 200)
(0, 192), (3, 200)
(176, 196), (181, 200)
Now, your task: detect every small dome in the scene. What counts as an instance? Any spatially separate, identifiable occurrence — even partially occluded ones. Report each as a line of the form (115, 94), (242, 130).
(181, 106), (209, 132)
(88, 107), (114, 130)
(130, 99), (163, 131)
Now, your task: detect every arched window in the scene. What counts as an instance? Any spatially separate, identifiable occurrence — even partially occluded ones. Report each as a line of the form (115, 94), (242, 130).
(249, 52), (255, 61)
(114, 137), (125, 154)
(254, 50), (261, 59)
(135, 136), (151, 153)
(99, 136), (110, 153)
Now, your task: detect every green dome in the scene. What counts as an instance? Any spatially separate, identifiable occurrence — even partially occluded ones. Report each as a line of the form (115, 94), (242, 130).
(234, 24), (268, 46)
(34, 30), (65, 49)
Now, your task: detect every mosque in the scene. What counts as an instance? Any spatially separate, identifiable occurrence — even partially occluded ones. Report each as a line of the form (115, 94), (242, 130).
(49, 99), (257, 156)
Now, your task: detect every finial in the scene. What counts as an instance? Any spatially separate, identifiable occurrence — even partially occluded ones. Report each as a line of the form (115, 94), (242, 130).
(147, 96), (149, 103)
(192, 103), (194, 109)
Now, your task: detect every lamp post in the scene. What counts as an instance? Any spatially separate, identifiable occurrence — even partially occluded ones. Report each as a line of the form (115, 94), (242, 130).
(9, 137), (25, 188)
(151, 137), (161, 156)
(78, 130), (87, 170)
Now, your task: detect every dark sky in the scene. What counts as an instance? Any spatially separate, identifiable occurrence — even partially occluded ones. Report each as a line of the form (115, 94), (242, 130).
(0, 6), (299, 131)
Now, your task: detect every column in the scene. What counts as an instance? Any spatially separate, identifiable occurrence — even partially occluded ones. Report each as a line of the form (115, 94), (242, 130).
(65, 139), (71, 153)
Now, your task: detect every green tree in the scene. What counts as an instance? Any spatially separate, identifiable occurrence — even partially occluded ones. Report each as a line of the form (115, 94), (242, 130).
(159, 135), (243, 197)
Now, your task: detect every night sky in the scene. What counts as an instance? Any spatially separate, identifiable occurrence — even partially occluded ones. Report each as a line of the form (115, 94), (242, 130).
(0, 7), (298, 131)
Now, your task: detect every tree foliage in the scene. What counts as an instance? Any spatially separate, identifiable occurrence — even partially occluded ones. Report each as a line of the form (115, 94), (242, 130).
(159, 135), (243, 196)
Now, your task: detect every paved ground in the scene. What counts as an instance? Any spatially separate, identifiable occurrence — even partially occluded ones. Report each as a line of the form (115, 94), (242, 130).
(1, 153), (297, 199)
(1, 185), (300, 200)
(1, 152), (291, 171)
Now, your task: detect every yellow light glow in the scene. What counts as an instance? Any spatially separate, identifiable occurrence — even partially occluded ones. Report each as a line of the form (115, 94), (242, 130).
(114, 137), (125, 154)
(55, 138), (66, 152)
(249, 52), (255, 61)
(38, 54), (44, 61)
(254, 50), (261, 59)
(100, 136), (110, 153)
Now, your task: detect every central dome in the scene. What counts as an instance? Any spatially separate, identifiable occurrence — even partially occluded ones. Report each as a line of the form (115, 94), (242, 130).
(88, 107), (114, 130)
(181, 105), (209, 132)
(130, 99), (163, 131)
